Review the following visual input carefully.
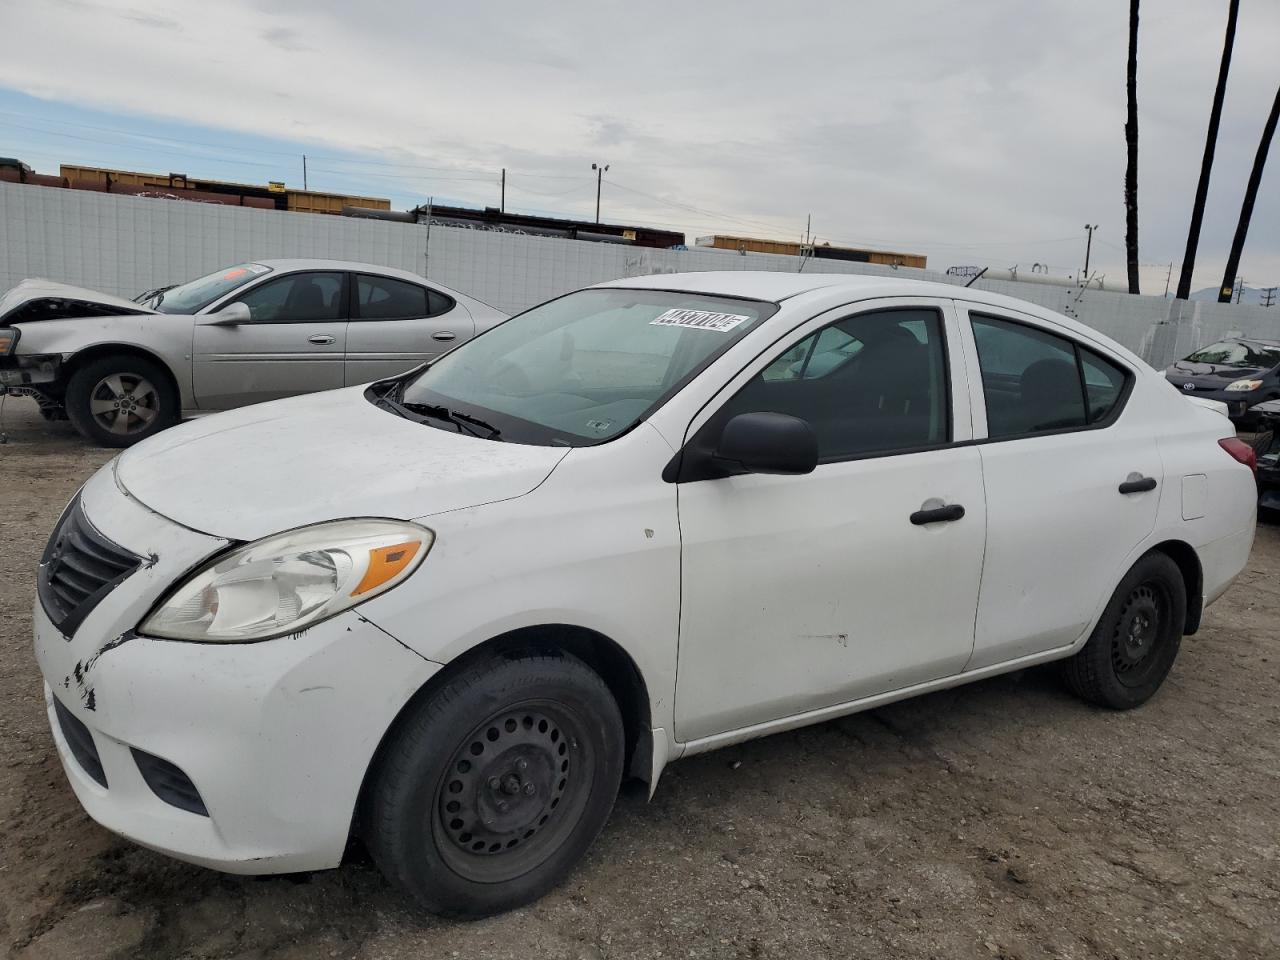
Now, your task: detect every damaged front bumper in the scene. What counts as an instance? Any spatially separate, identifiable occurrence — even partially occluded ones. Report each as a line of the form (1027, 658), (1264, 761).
(32, 462), (441, 874)
(0, 353), (61, 389)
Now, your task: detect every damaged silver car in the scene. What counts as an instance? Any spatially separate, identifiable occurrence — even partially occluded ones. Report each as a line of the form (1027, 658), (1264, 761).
(0, 260), (505, 446)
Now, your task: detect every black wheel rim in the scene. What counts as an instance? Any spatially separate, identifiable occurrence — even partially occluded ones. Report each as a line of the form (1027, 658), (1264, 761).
(1111, 581), (1172, 689)
(432, 700), (593, 883)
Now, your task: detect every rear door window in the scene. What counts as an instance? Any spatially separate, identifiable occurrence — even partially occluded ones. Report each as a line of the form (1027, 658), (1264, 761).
(970, 313), (1130, 439)
(354, 275), (456, 321)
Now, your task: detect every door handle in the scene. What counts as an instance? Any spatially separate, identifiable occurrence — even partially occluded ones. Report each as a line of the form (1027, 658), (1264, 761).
(432, 331), (457, 342)
(910, 503), (965, 525)
(1118, 475), (1158, 494)
(308, 334), (336, 345)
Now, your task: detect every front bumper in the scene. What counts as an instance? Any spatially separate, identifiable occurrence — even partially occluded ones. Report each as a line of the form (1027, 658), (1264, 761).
(33, 463), (440, 874)
(0, 353), (61, 388)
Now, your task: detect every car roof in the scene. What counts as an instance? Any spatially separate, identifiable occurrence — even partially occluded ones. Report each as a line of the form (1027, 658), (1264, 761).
(592, 271), (1155, 367)
(1217, 336), (1280, 347)
(253, 259), (449, 288)
(594, 270), (1076, 315)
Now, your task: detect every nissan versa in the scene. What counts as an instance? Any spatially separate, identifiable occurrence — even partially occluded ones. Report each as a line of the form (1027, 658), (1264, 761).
(34, 273), (1257, 916)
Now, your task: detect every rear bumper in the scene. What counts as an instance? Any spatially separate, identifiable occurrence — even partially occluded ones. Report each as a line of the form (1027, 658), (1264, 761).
(1200, 525), (1257, 609)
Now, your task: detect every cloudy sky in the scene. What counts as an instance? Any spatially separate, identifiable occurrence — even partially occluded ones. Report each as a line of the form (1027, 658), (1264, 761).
(1, 0), (1278, 295)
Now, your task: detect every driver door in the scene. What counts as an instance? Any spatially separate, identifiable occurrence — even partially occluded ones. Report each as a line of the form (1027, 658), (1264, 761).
(674, 300), (987, 743)
(193, 271), (349, 410)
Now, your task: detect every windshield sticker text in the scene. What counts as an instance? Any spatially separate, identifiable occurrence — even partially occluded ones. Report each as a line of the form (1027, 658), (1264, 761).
(650, 309), (750, 333)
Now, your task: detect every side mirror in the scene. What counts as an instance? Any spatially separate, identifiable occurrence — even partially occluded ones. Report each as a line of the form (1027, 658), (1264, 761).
(205, 302), (251, 326)
(715, 412), (818, 475)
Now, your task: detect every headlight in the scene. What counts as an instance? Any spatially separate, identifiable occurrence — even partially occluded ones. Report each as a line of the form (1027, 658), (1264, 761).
(140, 519), (433, 642)
(0, 327), (18, 356)
(1225, 379), (1264, 392)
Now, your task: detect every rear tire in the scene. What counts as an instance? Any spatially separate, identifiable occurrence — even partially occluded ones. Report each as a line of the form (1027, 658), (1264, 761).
(1062, 552), (1187, 709)
(65, 354), (178, 447)
(363, 651), (624, 918)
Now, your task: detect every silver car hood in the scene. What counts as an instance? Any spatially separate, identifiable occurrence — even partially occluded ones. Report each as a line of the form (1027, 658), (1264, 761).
(0, 278), (156, 325)
(114, 386), (570, 541)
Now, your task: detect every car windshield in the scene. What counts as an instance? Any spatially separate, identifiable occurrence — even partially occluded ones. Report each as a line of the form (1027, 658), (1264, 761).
(1184, 340), (1280, 369)
(391, 287), (777, 445)
(138, 263), (273, 314)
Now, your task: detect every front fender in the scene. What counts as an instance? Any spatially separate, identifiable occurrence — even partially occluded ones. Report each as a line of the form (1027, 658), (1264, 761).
(16, 316), (197, 407)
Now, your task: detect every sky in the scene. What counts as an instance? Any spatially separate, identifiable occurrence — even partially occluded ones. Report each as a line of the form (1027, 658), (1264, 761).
(0, 0), (1278, 296)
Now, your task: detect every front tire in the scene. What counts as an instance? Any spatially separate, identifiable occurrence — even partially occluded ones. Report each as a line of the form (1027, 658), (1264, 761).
(65, 354), (178, 447)
(363, 652), (624, 917)
(1062, 552), (1187, 709)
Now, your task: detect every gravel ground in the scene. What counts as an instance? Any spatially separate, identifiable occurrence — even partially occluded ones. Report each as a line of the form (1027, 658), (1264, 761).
(1, 395), (1278, 960)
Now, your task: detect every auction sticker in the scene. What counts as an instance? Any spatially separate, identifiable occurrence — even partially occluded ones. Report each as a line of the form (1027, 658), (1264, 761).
(650, 308), (750, 332)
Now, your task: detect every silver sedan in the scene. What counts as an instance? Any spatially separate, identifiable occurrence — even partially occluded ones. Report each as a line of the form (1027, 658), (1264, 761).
(0, 259), (506, 446)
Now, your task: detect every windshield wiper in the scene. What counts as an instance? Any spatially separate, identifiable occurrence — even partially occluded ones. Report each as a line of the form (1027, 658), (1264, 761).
(400, 401), (502, 440)
(374, 382), (502, 440)
(446, 409), (502, 439)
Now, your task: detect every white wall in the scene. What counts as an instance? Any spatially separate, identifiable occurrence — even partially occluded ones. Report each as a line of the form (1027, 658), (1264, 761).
(4, 182), (1278, 368)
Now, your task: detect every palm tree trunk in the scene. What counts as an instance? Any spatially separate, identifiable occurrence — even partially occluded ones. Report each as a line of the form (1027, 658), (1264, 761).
(1124, 0), (1141, 294)
(1176, 0), (1239, 300)
(1218, 83), (1280, 302)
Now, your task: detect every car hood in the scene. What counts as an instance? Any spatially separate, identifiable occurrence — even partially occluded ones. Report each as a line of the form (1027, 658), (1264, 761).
(114, 387), (570, 541)
(0, 279), (156, 325)
(1165, 360), (1269, 382)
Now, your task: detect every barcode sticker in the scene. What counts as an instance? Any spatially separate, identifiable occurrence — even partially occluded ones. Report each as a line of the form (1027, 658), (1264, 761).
(650, 308), (750, 333)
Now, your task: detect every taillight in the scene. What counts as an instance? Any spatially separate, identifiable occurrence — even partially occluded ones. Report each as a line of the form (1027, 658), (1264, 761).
(1219, 437), (1257, 476)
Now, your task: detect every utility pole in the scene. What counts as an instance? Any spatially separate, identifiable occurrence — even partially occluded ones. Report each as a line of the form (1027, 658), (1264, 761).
(1261, 286), (1277, 307)
(1082, 224), (1098, 280)
(500, 168), (505, 214)
(591, 162), (609, 223)
(1235, 277), (1245, 304)
(423, 196), (433, 278)
(302, 155), (308, 191)
(1164, 261), (1173, 298)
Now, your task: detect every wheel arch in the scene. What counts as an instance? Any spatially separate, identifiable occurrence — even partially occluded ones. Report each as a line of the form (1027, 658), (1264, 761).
(62, 343), (184, 404)
(1147, 539), (1204, 634)
(353, 624), (655, 843)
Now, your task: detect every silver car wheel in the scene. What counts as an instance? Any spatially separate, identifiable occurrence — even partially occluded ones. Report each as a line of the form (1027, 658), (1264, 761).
(87, 373), (160, 436)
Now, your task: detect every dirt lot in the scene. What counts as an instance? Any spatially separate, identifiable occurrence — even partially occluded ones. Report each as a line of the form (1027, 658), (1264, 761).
(1, 394), (1278, 960)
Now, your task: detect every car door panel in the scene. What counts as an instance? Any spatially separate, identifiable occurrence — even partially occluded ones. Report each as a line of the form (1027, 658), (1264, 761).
(675, 446), (987, 741)
(958, 306), (1163, 670)
(193, 271), (348, 410)
(345, 274), (475, 385)
(673, 298), (987, 744)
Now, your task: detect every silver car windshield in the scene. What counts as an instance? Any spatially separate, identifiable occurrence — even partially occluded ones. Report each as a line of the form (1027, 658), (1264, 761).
(140, 263), (273, 314)
(395, 288), (777, 445)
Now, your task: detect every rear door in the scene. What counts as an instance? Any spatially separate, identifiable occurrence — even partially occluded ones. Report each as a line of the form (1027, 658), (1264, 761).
(344, 273), (474, 385)
(959, 305), (1163, 670)
(192, 271), (348, 409)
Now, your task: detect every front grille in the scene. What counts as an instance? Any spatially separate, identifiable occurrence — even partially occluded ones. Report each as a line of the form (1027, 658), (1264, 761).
(39, 498), (142, 636)
(53, 696), (107, 787)
(131, 749), (209, 816)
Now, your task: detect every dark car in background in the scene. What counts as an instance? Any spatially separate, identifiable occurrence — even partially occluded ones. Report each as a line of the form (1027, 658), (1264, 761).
(1251, 398), (1280, 515)
(1163, 338), (1280, 426)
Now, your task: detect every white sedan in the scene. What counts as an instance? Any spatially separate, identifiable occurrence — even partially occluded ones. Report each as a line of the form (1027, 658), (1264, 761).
(33, 272), (1257, 916)
(0, 259), (505, 446)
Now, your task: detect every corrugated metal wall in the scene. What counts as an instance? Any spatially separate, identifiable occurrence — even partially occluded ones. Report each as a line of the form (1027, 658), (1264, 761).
(3, 182), (1277, 368)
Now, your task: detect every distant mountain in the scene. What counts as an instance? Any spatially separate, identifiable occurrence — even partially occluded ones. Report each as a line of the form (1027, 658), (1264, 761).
(1190, 284), (1278, 307)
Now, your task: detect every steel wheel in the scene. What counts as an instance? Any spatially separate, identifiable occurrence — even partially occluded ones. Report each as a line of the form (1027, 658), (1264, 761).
(432, 700), (594, 884)
(86, 373), (160, 436)
(1063, 551), (1186, 710)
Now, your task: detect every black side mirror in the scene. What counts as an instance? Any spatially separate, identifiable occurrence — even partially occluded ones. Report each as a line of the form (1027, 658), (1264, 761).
(715, 412), (818, 475)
